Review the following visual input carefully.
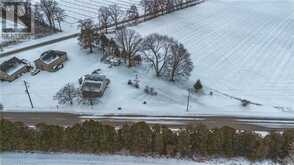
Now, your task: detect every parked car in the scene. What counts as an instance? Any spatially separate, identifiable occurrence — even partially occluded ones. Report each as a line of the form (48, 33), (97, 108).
(111, 58), (121, 66)
(31, 68), (40, 76)
(92, 69), (102, 74)
(52, 64), (64, 72)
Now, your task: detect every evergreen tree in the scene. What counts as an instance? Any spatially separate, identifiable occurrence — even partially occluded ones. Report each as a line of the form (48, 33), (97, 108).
(264, 132), (284, 160)
(176, 129), (191, 157)
(117, 124), (132, 151)
(207, 128), (223, 156)
(151, 125), (165, 155)
(281, 129), (294, 159)
(161, 126), (177, 156)
(189, 124), (209, 156)
(129, 122), (153, 153)
(1, 119), (293, 162)
(220, 126), (236, 157)
(0, 120), (19, 151)
(194, 79), (203, 92)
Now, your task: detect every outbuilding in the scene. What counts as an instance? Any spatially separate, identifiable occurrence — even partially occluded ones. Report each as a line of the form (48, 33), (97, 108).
(0, 57), (31, 82)
(79, 73), (110, 98)
(35, 50), (67, 72)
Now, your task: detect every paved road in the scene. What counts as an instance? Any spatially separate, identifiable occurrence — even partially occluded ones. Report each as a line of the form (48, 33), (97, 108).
(2, 112), (294, 131)
(0, 33), (79, 57)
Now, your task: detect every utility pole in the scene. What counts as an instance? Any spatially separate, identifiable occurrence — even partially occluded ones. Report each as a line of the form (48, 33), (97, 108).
(24, 80), (34, 109)
(186, 88), (191, 112)
(0, 103), (3, 121)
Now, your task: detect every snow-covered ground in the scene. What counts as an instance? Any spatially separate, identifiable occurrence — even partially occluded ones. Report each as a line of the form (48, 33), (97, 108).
(0, 153), (277, 165)
(56, 0), (143, 24)
(1, 0), (294, 119)
(134, 0), (294, 111)
(0, 0), (141, 50)
(0, 38), (293, 118)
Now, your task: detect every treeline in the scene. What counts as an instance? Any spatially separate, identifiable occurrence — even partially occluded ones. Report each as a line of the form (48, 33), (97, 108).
(79, 25), (194, 81)
(81, 0), (202, 34)
(1, 119), (294, 162)
(33, 0), (66, 31)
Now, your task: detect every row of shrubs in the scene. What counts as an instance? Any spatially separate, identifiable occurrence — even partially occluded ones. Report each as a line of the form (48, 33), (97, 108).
(1, 119), (293, 162)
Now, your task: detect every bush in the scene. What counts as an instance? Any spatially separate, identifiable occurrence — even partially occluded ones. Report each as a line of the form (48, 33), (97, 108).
(144, 86), (158, 96)
(194, 79), (203, 92)
(241, 99), (250, 107)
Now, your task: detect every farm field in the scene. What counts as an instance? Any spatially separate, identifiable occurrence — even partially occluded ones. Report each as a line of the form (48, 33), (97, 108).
(1, 0), (294, 119)
(57, 0), (143, 24)
(134, 0), (294, 110)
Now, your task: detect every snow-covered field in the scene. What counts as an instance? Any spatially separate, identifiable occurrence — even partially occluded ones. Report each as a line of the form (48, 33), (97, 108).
(0, 153), (276, 165)
(134, 0), (294, 111)
(1, 0), (294, 119)
(56, 0), (143, 24)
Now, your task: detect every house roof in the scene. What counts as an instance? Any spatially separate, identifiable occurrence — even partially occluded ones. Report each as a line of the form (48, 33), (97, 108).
(84, 74), (106, 82)
(0, 57), (27, 75)
(40, 50), (66, 64)
(81, 74), (108, 92)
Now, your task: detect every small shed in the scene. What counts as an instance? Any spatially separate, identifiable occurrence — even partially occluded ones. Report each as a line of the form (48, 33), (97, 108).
(35, 50), (67, 72)
(0, 57), (31, 82)
(79, 73), (110, 98)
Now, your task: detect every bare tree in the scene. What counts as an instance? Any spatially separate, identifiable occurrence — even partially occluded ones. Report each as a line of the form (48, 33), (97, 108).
(166, 0), (176, 13)
(39, 0), (64, 31)
(33, 4), (46, 25)
(109, 4), (123, 29)
(115, 27), (143, 67)
(127, 5), (139, 23)
(54, 83), (79, 105)
(54, 7), (66, 31)
(141, 33), (174, 77)
(164, 43), (193, 81)
(40, 0), (58, 29)
(98, 6), (111, 32)
(141, 0), (154, 16)
(21, 0), (33, 31)
(152, 0), (162, 14)
(78, 19), (97, 53)
(175, 0), (184, 9)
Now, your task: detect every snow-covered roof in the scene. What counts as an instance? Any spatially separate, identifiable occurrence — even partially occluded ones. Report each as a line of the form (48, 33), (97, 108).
(81, 74), (108, 92)
(82, 81), (103, 92)
(40, 50), (66, 64)
(83, 74), (106, 82)
(0, 57), (27, 76)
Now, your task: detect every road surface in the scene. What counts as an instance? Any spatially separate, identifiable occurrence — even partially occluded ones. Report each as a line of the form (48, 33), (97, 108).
(1, 112), (294, 131)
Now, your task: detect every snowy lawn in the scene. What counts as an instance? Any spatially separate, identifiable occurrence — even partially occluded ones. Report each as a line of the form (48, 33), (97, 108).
(0, 153), (277, 165)
(0, 38), (293, 118)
